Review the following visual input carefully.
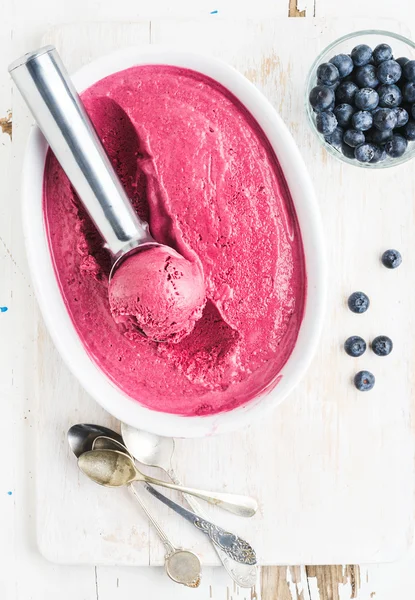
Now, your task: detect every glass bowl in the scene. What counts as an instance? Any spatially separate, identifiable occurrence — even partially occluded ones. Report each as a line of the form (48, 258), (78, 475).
(305, 30), (415, 168)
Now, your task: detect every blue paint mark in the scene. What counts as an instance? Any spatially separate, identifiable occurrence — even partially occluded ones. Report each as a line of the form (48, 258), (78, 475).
(7, 491), (12, 496)
(0, 306), (8, 313)
(210, 9), (218, 14)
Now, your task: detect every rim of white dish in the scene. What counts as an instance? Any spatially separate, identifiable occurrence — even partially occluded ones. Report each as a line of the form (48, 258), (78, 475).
(22, 45), (327, 437)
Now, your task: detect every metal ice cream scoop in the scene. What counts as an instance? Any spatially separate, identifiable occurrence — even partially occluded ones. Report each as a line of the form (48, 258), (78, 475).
(8, 46), (157, 275)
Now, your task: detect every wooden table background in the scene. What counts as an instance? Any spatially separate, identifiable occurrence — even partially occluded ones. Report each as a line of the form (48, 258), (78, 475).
(1, 0), (415, 598)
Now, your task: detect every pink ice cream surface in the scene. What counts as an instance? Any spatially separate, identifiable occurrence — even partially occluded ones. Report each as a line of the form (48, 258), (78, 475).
(109, 245), (206, 343)
(43, 65), (306, 416)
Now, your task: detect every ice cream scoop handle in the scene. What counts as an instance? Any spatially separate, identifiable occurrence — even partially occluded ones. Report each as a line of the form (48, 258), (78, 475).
(139, 473), (258, 518)
(9, 46), (151, 256)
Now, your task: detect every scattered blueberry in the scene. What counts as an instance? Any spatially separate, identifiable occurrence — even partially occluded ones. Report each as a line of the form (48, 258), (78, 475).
(394, 107), (409, 127)
(413, 104), (415, 119)
(343, 128), (365, 147)
(351, 44), (373, 67)
(377, 60), (402, 85)
(370, 144), (387, 163)
(336, 81), (359, 104)
(317, 62), (340, 86)
(309, 85), (335, 112)
(382, 250), (402, 269)
(373, 107), (398, 131)
(325, 126), (344, 150)
(355, 64), (379, 88)
(371, 335), (393, 357)
(382, 248), (402, 269)
(352, 110), (373, 131)
(355, 143), (376, 163)
(316, 111), (338, 135)
(401, 120), (415, 140)
(344, 336), (367, 357)
(402, 81), (415, 103)
(373, 43), (393, 65)
(377, 83), (402, 108)
(403, 60), (415, 81)
(396, 56), (410, 69)
(355, 88), (379, 111)
(348, 291), (370, 313)
(341, 141), (356, 158)
(384, 134), (408, 158)
(354, 371), (375, 391)
(334, 103), (355, 127)
(329, 54), (354, 78)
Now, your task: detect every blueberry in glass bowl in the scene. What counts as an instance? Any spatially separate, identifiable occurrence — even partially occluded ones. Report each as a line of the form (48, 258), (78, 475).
(306, 30), (415, 168)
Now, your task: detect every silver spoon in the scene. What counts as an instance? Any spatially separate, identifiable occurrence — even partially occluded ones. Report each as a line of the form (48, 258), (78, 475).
(78, 449), (257, 518)
(68, 427), (201, 587)
(91, 437), (256, 566)
(121, 424), (258, 588)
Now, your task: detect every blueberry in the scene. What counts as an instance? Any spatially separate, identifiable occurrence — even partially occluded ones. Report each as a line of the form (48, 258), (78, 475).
(373, 43), (393, 65)
(355, 143), (376, 163)
(334, 103), (355, 127)
(373, 108), (398, 131)
(366, 127), (393, 144)
(352, 110), (373, 131)
(351, 44), (373, 67)
(343, 128), (365, 147)
(348, 291), (370, 313)
(316, 111), (338, 135)
(377, 84), (402, 108)
(396, 56), (410, 68)
(354, 371), (375, 391)
(329, 54), (354, 78)
(355, 64), (379, 88)
(370, 144), (387, 163)
(403, 81), (415, 103)
(341, 141), (356, 159)
(413, 104), (415, 119)
(377, 60), (402, 85)
(317, 62), (340, 87)
(382, 249), (402, 269)
(325, 126), (344, 150)
(403, 60), (415, 81)
(354, 88), (379, 111)
(309, 85), (335, 112)
(401, 120), (415, 140)
(371, 336), (393, 357)
(344, 336), (367, 357)
(384, 134), (408, 158)
(393, 107), (409, 127)
(336, 81), (359, 104)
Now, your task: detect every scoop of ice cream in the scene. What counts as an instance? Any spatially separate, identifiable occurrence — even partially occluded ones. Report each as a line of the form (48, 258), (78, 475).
(109, 245), (206, 343)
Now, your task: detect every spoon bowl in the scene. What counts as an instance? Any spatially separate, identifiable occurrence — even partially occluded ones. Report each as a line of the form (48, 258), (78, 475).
(165, 550), (201, 588)
(78, 449), (137, 487)
(68, 423), (125, 458)
(121, 423), (174, 469)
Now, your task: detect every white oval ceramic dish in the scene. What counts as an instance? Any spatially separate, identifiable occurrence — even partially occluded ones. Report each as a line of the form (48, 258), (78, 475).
(22, 46), (326, 438)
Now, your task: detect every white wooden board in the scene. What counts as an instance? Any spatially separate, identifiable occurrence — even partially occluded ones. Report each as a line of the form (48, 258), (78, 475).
(29, 18), (415, 567)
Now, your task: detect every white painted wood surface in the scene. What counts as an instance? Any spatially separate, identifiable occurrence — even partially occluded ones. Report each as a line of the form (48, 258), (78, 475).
(32, 17), (415, 568)
(2, 1), (415, 599)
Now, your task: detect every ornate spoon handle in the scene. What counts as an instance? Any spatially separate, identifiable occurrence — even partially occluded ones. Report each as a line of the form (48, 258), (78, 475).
(167, 469), (258, 588)
(145, 484), (257, 566)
